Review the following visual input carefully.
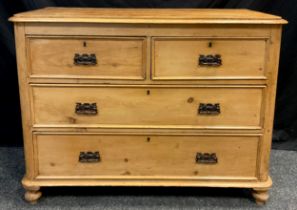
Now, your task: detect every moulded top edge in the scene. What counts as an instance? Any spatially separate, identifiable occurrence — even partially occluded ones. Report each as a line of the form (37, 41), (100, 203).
(9, 7), (288, 25)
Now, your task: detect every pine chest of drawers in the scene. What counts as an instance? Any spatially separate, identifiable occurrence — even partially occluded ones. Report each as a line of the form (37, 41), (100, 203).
(10, 8), (287, 204)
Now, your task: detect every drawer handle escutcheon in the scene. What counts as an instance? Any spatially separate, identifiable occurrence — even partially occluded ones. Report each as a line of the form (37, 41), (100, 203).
(79, 151), (100, 163)
(199, 54), (222, 66)
(74, 53), (97, 66)
(75, 103), (98, 115)
(196, 153), (218, 164)
(198, 103), (220, 115)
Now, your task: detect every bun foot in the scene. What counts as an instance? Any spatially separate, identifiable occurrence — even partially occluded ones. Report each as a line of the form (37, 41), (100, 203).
(252, 188), (269, 205)
(24, 186), (42, 204)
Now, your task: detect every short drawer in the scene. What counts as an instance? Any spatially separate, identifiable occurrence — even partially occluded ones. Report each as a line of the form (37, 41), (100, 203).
(27, 37), (146, 80)
(35, 134), (259, 179)
(32, 85), (264, 129)
(153, 38), (266, 80)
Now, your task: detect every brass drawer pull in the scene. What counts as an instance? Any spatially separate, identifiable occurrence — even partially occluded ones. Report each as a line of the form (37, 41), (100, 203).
(79, 151), (100, 163)
(196, 153), (218, 164)
(199, 54), (222, 66)
(75, 103), (98, 115)
(198, 103), (220, 115)
(74, 53), (97, 66)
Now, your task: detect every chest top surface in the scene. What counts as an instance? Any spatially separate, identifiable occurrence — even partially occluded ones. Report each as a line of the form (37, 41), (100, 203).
(9, 7), (287, 24)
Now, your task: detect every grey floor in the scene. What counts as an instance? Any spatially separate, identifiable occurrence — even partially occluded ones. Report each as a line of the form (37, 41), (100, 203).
(0, 147), (296, 210)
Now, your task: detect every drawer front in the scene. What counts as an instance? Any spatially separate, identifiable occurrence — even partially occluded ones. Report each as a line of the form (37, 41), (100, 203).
(36, 134), (259, 179)
(32, 86), (263, 129)
(153, 38), (266, 80)
(27, 37), (146, 79)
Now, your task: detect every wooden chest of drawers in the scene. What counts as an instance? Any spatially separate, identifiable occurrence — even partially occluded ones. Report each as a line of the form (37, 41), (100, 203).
(10, 8), (287, 204)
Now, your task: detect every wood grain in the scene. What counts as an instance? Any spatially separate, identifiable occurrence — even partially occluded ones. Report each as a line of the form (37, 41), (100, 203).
(9, 8), (287, 24)
(14, 23), (38, 179)
(27, 36), (146, 80)
(10, 8), (285, 204)
(258, 26), (283, 181)
(35, 134), (259, 178)
(153, 37), (266, 80)
(31, 85), (264, 129)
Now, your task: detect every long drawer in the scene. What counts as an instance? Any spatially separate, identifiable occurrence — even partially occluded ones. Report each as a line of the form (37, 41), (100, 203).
(31, 86), (264, 129)
(153, 38), (266, 80)
(27, 36), (146, 80)
(35, 134), (259, 179)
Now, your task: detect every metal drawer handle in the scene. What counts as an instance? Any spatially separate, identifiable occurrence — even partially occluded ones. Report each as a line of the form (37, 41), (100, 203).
(196, 153), (218, 164)
(75, 103), (98, 115)
(74, 53), (97, 66)
(199, 54), (222, 67)
(79, 151), (100, 163)
(198, 103), (220, 115)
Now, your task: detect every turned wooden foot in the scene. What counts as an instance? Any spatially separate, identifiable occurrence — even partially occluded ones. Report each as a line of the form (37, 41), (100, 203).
(23, 186), (42, 204)
(252, 188), (269, 205)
